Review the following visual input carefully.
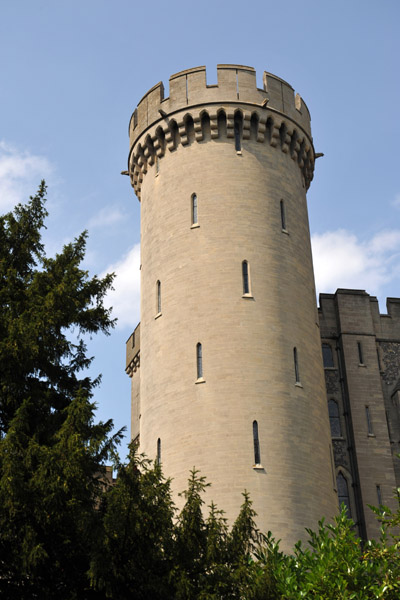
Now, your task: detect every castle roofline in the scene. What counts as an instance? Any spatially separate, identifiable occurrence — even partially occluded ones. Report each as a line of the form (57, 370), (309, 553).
(128, 64), (312, 149)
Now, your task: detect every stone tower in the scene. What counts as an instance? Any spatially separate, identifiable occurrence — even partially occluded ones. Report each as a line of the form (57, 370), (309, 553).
(126, 64), (338, 551)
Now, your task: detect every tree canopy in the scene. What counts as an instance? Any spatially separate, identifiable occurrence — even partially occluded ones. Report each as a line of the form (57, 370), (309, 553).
(0, 183), (120, 597)
(1, 184), (399, 599)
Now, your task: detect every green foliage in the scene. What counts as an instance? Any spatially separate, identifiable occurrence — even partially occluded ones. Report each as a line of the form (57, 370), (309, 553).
(0, 184), (120, 597)
(89, 446), (175, 599)
(0, 181), (115, 438)
(171, 475), (272, 600)
(171, 469), (210, 599)
(253, 504), (400, 600)
(0, 393), (118, 598)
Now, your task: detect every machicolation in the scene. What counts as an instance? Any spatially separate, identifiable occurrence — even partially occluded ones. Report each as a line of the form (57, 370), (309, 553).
(128, 65), (315, 200)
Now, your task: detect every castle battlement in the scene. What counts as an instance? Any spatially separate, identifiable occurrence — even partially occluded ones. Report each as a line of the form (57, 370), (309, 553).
(127, 65), (315, 200)
(129, 64), (311, 147)
(319, 290), (400, 340)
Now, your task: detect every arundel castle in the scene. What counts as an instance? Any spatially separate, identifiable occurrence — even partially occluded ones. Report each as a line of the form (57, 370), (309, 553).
(124, 65), (400, 552)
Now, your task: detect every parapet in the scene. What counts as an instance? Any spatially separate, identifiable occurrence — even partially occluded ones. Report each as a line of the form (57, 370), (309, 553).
(129, 64), (312, 148)
(318, 290), (400, 340)
(127, 65), (316, 200)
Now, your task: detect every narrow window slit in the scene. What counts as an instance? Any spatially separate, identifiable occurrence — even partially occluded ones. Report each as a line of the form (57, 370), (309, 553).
(294, 347), (300, 384)
(242, 260), (250, 295)
(280, 199), (286, 230)
(253, 420), (261, 465)
(196, 343), (203, 380)
(234, 112), (242, 152)
(191, 193), (198, 225)
(357, 342), (364, 365)
(156, 280), (161, 315)
(365, 406), (373, 435)
(156, 438), (161, 465)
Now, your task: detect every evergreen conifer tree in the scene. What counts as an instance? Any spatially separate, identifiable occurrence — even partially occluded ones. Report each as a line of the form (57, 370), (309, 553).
(89, 448), (175, 600)
(0, 183), (120, 597)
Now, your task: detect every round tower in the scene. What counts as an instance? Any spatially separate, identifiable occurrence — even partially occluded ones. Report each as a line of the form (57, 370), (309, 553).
(127, 64), (338, 551)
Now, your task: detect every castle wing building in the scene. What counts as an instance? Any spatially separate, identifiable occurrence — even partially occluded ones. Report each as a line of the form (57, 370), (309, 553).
(319, 290), (400, 539)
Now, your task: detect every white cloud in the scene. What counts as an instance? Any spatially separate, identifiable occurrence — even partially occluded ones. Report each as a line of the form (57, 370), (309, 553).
(370, 230), (400, 254)
(0, 141), (54, 212)
(312, 229), (400, 299)
(102, 244), (140, 329)
(88, 206), (126, 229)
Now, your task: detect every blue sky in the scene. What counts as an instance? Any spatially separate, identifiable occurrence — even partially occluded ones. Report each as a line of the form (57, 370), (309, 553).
(1, 0), (399, 458)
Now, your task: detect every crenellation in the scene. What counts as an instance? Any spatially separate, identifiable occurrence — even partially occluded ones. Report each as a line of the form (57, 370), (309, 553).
(169, 70), (188, 106)
(129, 108), (138, 135)
(297, 94), (311, 124)
(236, 67), (258, 102)
(215, 65), (238, 99)
(148, 82), (165, 123)
(387, 298), (400, 320)
(129, 65), (312, 151)
(187, 68), (208, 105)
(319, 291), (400, 341)
(378, 299), (400, 339)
